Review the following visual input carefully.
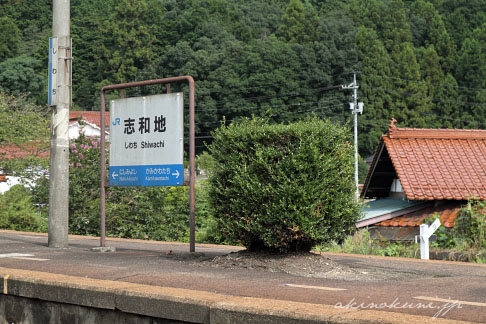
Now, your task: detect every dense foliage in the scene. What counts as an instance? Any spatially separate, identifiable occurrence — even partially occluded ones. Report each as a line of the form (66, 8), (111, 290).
(0, 185), (47, 232)
(208, 117), (361, 252)
(454, 200), (486, 250)
(0, 89), (49, 175)
(32, 133), (194, 240)
(29, 133), (226, 242)
(0, 0), (485, 157)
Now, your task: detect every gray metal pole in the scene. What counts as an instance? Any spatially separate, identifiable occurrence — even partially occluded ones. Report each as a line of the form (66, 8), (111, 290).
(48, 0), (71, 248)
(341, 73), (362, 201)
(353, 73), (359, 200)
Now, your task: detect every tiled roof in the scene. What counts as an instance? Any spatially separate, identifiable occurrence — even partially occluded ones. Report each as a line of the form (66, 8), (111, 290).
(70, 111), (110, 128)
(357, 198), (429, 228)
(0, 143), (49, 160)
(376, 201), (461, 228)
(363, 121), (486, 200)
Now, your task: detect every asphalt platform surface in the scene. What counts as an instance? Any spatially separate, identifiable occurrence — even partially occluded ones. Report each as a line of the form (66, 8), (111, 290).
(0, 230), (485, 323)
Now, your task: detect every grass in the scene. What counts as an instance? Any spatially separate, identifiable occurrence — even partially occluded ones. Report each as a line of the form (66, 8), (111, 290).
(315, 229), (420, 258)
(316, 228), (486, 263)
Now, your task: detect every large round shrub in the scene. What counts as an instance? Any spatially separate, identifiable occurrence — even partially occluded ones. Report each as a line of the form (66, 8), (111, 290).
(208, 117), (361, 252)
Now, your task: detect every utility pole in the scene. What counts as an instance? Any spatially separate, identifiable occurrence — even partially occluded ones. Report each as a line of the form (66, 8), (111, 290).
(341, 73), (363, 201)
(48, 0), (71, 248)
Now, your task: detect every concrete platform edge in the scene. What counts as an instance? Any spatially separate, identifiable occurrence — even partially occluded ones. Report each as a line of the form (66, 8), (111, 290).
(0, 267), (476, 324)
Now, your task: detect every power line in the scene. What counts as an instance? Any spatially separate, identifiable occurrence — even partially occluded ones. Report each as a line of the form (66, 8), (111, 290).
(359, 72), (486, 92)
(201, 71), (357, 95)
(191, 102), (345, 126)
(192, 84), (343, 112)
(195, 96), (345, 113)
(374, 87), (486, 107)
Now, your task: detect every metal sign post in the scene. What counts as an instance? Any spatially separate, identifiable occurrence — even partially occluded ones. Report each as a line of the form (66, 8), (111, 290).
(100, 76), (196, 252)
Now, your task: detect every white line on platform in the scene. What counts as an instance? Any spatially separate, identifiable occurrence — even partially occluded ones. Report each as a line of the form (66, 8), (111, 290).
(283, 284), (347, 291)
(11, 257), (49, 261)
(0, 253), (35, 258)
(414, 296), (486, 307)
(0, 253), (49, 261)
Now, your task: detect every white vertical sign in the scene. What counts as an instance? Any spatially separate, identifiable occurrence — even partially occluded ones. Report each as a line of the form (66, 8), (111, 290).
(48, 37), (58, 106)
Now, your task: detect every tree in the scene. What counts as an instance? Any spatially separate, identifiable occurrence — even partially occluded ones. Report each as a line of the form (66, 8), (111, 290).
(277, 0), (320, 43)
(419, 46), (444, 101)
(97, 0), (156, 86)
(409, 0), (456, 72)
(390, 42), (433, 128)
(0, 16), (21, 62)
(439, 0), (486, 50)
(71, 0), (116, 109)
(379, 0), (412, 52)
(456, 26), (486, 90)
(355, 26), (393, 156)
(0, 56), (46, 105)
(0, 0), (51, 34)
(455, 24), (486, 127)
(436, 73), (462, 128)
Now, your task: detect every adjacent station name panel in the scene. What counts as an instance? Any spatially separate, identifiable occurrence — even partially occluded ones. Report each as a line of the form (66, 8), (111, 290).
(109, 93), (184, 186)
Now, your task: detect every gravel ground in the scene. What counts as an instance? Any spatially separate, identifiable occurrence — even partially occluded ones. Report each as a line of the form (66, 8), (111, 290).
(202, 250), (425, 281)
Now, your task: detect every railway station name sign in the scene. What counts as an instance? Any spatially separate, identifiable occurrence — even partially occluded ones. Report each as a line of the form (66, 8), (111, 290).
(109, 93), (184, 186)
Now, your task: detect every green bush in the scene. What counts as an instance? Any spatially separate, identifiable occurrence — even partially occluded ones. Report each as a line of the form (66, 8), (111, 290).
(195, 179), (230, 244)
(339, 229), (374, 255)
(196, 151), (215, 176)
(106, 186), (190, 241)
(208, 117), (361, 252)
(421, 213), (456, 249)
(68, 133), (102, 234)
(0, 184), (47, 232)
(455, 200), (486, 250)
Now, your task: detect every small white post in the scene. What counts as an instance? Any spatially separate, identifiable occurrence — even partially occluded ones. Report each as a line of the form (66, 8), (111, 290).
(419, 219), (440, 260)
(420, 224), (429, 260)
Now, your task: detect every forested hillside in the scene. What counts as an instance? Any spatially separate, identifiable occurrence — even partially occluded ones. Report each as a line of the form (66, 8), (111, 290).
(1, 0), (485, 156)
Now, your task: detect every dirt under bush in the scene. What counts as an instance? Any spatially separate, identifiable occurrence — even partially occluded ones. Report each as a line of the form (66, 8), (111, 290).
(201, 250), (426, 281)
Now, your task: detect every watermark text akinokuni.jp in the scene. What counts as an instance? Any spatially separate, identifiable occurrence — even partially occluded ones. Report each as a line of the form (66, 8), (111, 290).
(335, 297), (462, 318)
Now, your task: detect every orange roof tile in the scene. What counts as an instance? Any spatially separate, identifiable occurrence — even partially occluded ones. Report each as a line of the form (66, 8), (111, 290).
(0, 143), (49, 160)
(377, 201), (461, 228)
(70, 111), (110, 128)
(362, 122), (486, 200)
